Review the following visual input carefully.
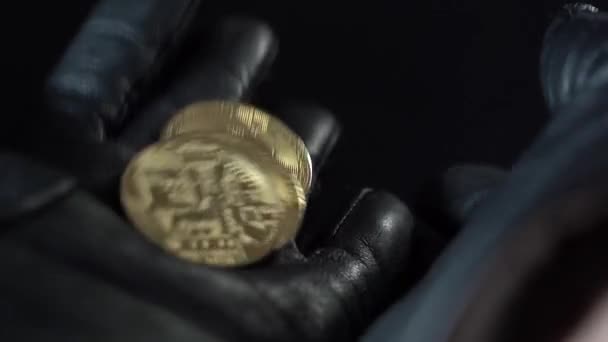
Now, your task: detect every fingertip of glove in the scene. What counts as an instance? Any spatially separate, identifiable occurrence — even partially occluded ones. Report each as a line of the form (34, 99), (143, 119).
(214, 16), (278, 69)
(0, 153), (75, 222)
(331, 189), (414, 269)
(277, 102), (341, 171)
(335, 189), (413, 230)
(362, 189), (414, 236)
(417, 164), (506, 233)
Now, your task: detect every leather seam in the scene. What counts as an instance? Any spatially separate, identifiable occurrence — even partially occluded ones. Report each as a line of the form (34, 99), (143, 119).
(0, 179), (76, 226)
(330, 188), (373, 238)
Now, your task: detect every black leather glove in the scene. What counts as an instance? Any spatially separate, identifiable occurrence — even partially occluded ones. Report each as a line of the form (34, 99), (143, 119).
(365, 4), (608, 341)
(0, 1), (415, 341)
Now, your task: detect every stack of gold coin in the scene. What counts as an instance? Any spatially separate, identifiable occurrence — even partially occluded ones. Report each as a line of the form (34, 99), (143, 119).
(121, 101), (311, 267)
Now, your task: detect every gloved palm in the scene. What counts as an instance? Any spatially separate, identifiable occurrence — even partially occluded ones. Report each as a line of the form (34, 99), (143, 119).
(0, 1), (413, 341)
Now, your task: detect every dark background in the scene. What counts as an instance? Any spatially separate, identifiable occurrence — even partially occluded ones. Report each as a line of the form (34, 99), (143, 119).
(9, 1), (564, 204)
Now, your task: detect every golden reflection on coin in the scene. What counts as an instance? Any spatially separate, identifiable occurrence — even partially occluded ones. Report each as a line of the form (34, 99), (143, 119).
(120, 133), (304, 267)
(160, 101), (313, 195)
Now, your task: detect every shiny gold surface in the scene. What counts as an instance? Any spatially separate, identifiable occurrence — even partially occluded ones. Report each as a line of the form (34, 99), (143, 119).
(120, 133), (304, 266)
(161, 101), (313, 195)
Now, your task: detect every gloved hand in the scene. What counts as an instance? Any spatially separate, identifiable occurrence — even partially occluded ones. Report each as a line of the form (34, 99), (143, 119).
(365, 4), (608, 341)
(0, 1), (416, 341)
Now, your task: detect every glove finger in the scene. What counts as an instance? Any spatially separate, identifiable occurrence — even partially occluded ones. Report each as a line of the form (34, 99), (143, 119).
(118, 17), (277, 149)
(541, 3), (607, 112)
(28, 18), (275, 203)
(416, 164), (507, 236)
(0, 239), (217, 342)
(45, 0), (200, 140)
(244, 189), (414, 340)
(313, 190), (414, 324)
(274, 103), (341, 182)
(269, 104), (341, 261)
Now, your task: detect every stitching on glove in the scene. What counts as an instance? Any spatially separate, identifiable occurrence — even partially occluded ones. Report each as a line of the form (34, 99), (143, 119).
(330, 188), (373, 238)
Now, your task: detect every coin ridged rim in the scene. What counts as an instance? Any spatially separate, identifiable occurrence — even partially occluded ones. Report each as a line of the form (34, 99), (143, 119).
(160, 101), (313, 195)
(120, 133), (305, 266)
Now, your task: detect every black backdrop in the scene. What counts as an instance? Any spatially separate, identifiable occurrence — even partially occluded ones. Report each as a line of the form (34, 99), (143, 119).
(9, 0), (563, 205)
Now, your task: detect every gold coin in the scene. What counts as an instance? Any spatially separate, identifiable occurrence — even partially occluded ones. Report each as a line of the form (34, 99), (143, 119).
(120, 133), (304, 267)
(160, 101), (313, 195)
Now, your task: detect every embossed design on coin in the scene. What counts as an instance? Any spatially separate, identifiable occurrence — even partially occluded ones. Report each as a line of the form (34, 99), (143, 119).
(121, 134), (303, 266)
(161, 101), (313, 195)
